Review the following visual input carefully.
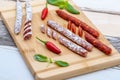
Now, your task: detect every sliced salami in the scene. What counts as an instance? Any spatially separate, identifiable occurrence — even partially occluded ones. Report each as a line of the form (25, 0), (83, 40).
(23, 0), (32, 40)
(40, 25), (46, 33)
(47, 20), (93, 51)
(52, 31), (57, 40)
(46, 27), (52, 37)
(58, 36), (88, 57)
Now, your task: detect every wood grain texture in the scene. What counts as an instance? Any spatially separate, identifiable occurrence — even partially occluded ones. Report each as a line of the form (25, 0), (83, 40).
(1, 0), (120, 80)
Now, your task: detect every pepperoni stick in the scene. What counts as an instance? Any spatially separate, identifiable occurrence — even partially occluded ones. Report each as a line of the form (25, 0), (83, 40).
(23, 0), (32, 40)
(84, 32), (112, 55)
(78, 26), (83, 37)
(56, 10), (99, 38)
(58, 36), (88, 57)
(47, 20), (93, 51)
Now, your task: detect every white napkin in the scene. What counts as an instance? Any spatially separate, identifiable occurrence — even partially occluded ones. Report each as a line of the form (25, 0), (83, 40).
(73, 0), (120, 15)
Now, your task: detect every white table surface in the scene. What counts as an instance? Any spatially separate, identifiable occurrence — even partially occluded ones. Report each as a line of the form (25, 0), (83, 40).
(0, 0), (120, 80)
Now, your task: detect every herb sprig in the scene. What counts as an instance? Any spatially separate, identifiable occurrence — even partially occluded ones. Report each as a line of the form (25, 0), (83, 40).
(47, 0), (80, 14)
(34, 54), (69, 67)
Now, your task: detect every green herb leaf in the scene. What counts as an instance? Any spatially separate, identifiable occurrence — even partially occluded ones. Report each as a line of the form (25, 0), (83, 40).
(47, 0), (65, 6)
(47, 0), (80, 14)
(55, 60), (69, 67)
(34, 54), (48, 62)
(59, 5), (65, 9)
(65, 1), (80, 14)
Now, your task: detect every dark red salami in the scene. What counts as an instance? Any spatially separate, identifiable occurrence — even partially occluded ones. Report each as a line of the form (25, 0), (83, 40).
(56, 10), (99, 38)
(84, 32), (112, 55)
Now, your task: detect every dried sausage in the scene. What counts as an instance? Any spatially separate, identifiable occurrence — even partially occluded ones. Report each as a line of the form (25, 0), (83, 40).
(84, 31), (112, 55)
(56, 10), (99, 38)
(58, 36), (88, 57)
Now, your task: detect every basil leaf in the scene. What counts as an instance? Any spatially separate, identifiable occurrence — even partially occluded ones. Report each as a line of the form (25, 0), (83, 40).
(65, 1), (80, 14)
(47, 0), (65, 6)
(34, 54), (48, 62)
(59, 5), (65, 9)
(55, 60), (69, 67)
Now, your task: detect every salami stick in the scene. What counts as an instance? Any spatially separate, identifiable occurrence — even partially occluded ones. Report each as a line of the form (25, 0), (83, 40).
(47, 20), (93, 51)
(23, 0), (32, 40)
(14, 0), (22, 34)
(56, 10), (99, 38)
(84, 32), (112, 55)
(58, 36), (87, 57)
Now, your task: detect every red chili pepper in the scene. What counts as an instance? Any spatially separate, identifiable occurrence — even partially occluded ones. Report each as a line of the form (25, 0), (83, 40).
(36, 37), (61, 54)
(41, 3), (48, 20)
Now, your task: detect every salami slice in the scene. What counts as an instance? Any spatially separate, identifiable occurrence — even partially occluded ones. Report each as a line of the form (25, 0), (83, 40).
(40, 25), (46, 33)
(46, 27), (52, 37)
(52, 31), (57, 40)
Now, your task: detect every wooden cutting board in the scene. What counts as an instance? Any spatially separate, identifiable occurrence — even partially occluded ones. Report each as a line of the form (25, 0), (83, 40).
(1, 0), (120, 80)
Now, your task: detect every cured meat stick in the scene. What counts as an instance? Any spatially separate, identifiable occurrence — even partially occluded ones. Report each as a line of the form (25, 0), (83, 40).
(23, 0), (32, 40)
(47, 20), (93, 51)
(58, 36), (88, 57)
(84, 32), (112, 55)
(56, 10), (99, 38)
(78, 26), (83, 37)
(14, 0), (22, 34)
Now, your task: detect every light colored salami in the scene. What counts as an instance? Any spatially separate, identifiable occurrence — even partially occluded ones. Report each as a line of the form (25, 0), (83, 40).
(23, 0), (32, 40)
(52, 31), (57, 40)
(47, 20), (93, 51)
(58, 36), (87, 57)
(40, 25), (46, 33)
(14, 0), (23, 34)
(46, 27), (52, 37)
